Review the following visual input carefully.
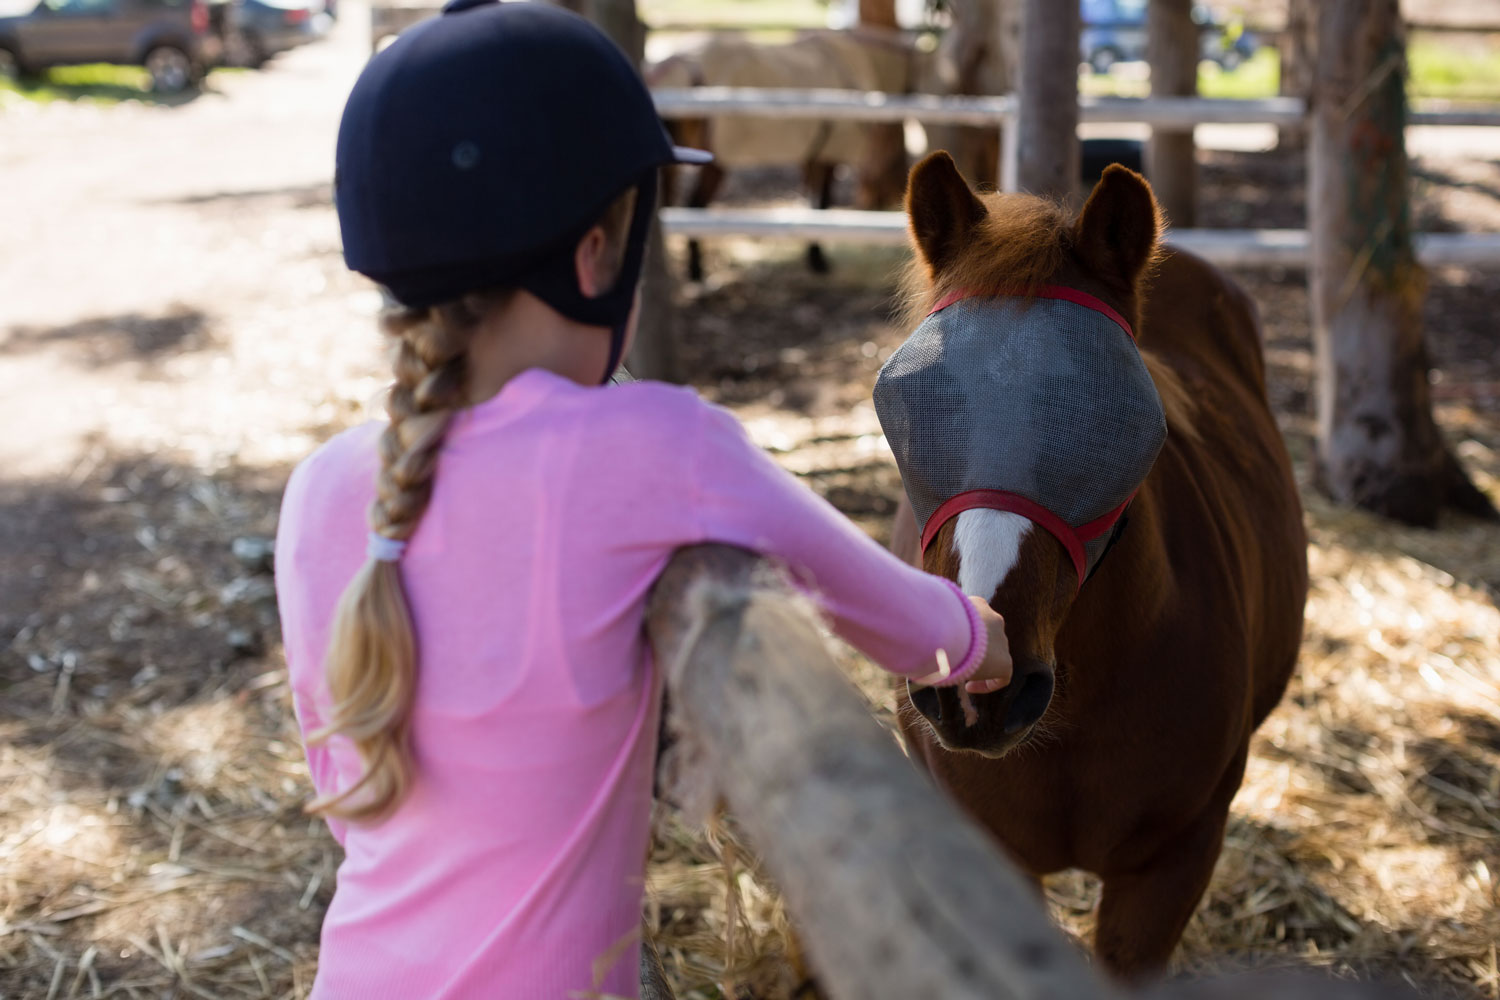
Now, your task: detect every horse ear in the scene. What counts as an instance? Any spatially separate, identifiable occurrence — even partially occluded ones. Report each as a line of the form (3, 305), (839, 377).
(1075, 164), (1161, 287)
(906, 151), (987, 275)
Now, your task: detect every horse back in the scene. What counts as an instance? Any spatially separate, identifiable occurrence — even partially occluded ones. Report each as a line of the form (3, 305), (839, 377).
(1138, 249), (1308, 726)
(1142, 249), (1267, 392)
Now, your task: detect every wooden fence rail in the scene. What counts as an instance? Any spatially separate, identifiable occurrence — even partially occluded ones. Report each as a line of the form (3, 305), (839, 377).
(650, 88), (1500, 129)
(657, 208), (1500, 269)
(640, 545), (1429, 999)
(644, 544), (1115, 1000)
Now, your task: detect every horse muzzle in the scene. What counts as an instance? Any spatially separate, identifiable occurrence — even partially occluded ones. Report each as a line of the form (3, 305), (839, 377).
(908, 656), (1055, 758)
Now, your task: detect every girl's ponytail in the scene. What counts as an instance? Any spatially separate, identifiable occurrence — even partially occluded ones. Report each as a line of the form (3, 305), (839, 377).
(307, 297), (486, 822)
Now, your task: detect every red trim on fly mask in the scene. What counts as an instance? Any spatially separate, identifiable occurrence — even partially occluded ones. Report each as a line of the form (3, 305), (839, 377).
(928, 284), (1136, 341)
(921, 490), (1136, 593)
(916, 286), (1141, 591)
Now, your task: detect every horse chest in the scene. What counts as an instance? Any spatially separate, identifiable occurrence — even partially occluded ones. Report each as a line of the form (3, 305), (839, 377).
(918, 713), (1240, 877)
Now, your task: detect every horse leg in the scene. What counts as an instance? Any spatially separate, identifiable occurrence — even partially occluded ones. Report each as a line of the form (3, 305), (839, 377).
(686, 158), (724, 283)
(1093, 808), (1227, 980)
(804, 161), (834, 274)
(1093, 750), (1247, 981)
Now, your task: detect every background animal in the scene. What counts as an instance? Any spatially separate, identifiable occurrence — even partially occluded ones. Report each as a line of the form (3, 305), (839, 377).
(647, 30), (915, 281)
(887, 152), (1309, 979)
(650, 31), (1145, 283)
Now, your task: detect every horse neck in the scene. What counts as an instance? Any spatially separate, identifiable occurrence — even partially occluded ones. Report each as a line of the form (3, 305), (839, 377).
(1060, 479), (1173, 657)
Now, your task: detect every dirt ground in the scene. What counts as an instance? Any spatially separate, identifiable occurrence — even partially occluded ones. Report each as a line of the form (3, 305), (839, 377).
(3, 10), (1499, 1000)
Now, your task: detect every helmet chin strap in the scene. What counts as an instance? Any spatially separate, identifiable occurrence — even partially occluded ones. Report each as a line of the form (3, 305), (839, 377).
(596, 171), (656, 384)
(516, 170), (659, 386)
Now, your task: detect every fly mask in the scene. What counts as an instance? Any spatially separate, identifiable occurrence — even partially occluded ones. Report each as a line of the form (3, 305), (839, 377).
(874, 287), (1167, 589)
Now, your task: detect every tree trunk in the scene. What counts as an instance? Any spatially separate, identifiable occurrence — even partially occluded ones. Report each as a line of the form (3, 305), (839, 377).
(561, 0), (682, 382)
(627, 225), (683, 383)
(1147, 0), (1197, 226)
(854, 0), (909, 208)
(1278, 0), (1316, 150)
(1309, 0), (1496, 524)
(1017, 0), (1079, 202)
(922, 0), (1019, 188)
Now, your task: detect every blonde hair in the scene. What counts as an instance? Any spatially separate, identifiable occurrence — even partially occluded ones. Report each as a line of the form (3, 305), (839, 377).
(307, 187), (639, 823)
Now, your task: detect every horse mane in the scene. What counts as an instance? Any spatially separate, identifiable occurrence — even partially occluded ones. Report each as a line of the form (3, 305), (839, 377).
(1141, 350), (1202, 445)
(897, 192), (1074, 331)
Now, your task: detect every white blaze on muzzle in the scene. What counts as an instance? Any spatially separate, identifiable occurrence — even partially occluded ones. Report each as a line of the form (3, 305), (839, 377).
(874, 287), (1167, 590)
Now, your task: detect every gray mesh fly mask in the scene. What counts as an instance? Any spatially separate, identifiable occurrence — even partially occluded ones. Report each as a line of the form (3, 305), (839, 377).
(874, 287), (1167, 589)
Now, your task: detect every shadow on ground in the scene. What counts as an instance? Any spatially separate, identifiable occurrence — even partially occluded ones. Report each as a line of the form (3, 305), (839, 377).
(0, 307), (215, 369)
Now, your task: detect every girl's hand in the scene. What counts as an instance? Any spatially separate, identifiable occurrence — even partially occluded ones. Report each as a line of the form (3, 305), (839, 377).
(913, 596), (1013, 694)
(961, 596), (1013, 694)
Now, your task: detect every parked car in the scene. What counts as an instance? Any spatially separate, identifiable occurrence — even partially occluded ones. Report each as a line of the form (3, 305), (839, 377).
(0, 0), (221, 91)
(221, 0), (327, 68)
(1081, 0), (1256, 75)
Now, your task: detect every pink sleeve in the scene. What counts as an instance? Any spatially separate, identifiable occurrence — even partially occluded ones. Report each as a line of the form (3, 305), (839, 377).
(685, 400), (984, 686)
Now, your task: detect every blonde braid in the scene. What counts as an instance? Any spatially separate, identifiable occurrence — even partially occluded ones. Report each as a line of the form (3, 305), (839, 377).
(308, 296), (489, 823)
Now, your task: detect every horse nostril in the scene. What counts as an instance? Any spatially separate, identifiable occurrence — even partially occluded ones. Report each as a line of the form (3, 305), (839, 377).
(908, 681), (941, 724)
(1002, 668), (1055, 735)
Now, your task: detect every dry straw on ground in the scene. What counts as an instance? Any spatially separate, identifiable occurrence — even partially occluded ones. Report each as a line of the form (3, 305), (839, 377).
(637, 422), (1500, 1000)
(3, 396), (1498, 1000)
(4, 252), (1498, 998)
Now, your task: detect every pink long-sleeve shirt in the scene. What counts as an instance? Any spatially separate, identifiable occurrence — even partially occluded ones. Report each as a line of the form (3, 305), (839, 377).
(275, 368), (982, 999)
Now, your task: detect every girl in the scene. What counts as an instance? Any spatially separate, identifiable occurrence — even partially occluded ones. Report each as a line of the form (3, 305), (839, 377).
(274, 2), (1013, 997)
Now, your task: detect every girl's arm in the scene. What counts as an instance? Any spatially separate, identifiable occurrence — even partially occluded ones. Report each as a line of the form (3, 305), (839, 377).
(684, 400), (985, 687)
(274, 473), (350, 847)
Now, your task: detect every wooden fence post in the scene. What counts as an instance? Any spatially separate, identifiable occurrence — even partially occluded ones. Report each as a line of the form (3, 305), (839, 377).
(644, 544), (1118, 1000)
(1016, 0), (1080, 202)
(1147, 0), (1198, 226)
(562, 0), (683, 383)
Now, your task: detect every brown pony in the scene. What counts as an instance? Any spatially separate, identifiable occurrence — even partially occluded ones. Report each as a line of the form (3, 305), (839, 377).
(887, 152), (1308, 978)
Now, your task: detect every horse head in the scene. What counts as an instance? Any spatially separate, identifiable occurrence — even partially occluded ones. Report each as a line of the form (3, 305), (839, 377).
(878, 151), (1166, 758)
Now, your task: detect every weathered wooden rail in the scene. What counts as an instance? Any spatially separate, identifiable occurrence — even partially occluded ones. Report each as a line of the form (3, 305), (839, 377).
(640, 545), (1426, 999)
(658, 208), (1500, 269)
(644, 545), (1113, 1000)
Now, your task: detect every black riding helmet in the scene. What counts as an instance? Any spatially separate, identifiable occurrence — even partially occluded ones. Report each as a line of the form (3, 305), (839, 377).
(334, 0), (710, 381)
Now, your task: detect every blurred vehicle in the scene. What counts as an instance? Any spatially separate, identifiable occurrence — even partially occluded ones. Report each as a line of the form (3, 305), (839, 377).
(0, 0), (221, 91)
(369, 0), (436, 54)
(1081, 0), (1255, 75)
(221, 0), (327, 68)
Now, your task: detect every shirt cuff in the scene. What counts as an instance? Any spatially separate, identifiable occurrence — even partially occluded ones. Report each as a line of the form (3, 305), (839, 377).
(931, 578), (988, 687)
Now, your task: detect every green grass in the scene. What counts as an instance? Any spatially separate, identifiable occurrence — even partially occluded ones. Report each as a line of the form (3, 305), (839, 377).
(1409, 35), (1500, 101)
(1079, 48), (1280, 99)
(1079, 40), (1500, 104)
(0, 62), (244, 106)
(1198, 47), (1279, 99)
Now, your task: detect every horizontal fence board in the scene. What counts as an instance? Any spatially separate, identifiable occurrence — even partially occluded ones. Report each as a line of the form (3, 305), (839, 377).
(652, 88), (1500, 128)
(1409, 105), (1500, 126)
(660, 207), (910, 243)
(659, 208), (1500, 268)
(652, 87), (1018, 125)
(1081, 95), (1305, 126)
